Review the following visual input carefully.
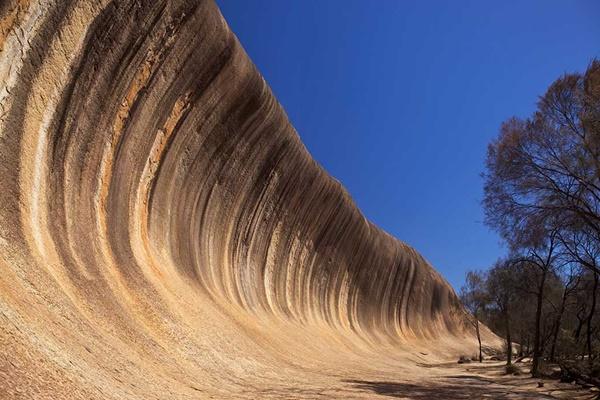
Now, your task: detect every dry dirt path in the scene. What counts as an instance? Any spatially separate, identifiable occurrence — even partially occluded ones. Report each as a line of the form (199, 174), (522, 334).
(341, 361), (597, 400)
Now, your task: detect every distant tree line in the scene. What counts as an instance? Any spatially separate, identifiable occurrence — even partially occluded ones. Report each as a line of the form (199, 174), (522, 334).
(461, 59), (600, 380)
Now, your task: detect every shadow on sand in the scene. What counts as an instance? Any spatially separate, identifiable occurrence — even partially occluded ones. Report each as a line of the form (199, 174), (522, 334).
(343, 376), (558, 399)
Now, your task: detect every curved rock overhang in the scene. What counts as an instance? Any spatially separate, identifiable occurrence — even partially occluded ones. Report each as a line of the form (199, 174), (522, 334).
(0, 1), (484, 398)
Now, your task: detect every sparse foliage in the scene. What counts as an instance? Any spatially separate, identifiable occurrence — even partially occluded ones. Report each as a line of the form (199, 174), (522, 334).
(460, 270), (488, 362)
(470, 60), (600, 379)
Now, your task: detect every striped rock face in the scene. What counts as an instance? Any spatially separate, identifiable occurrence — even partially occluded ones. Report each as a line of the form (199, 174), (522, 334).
(0, 1), (492, 398)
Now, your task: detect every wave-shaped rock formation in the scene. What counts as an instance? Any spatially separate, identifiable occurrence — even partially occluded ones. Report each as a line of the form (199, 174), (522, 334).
(0, 1), (491, 398)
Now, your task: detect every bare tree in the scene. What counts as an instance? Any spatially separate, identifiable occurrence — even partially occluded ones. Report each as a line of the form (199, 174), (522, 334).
(487, 260), (520, 366)
(526, 231), (559, 376)
(548, 264), (581, 362)
(460, 270), (488, 362)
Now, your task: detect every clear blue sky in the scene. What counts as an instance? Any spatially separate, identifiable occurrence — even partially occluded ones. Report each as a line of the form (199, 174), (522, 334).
(216, 0), (600, 291)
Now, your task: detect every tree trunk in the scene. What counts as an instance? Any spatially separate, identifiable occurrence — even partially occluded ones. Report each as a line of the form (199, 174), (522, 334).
(476, 318), (482, 362)
(531, 268), (548, 377)
(518, 335), (524, 358)
(587, 272), (598, 366)
(505, 310), (513, 365)
(550, 287), (568, 362)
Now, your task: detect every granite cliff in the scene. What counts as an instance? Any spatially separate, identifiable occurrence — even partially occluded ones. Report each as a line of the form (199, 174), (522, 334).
(0, 1), (491, 398)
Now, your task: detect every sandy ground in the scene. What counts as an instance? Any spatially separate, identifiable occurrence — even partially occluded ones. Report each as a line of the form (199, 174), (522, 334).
(344, 360), (598, 400)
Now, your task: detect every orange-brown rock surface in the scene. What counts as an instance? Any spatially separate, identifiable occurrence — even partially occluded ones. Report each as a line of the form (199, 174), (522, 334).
(0, 1), (494, 398)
